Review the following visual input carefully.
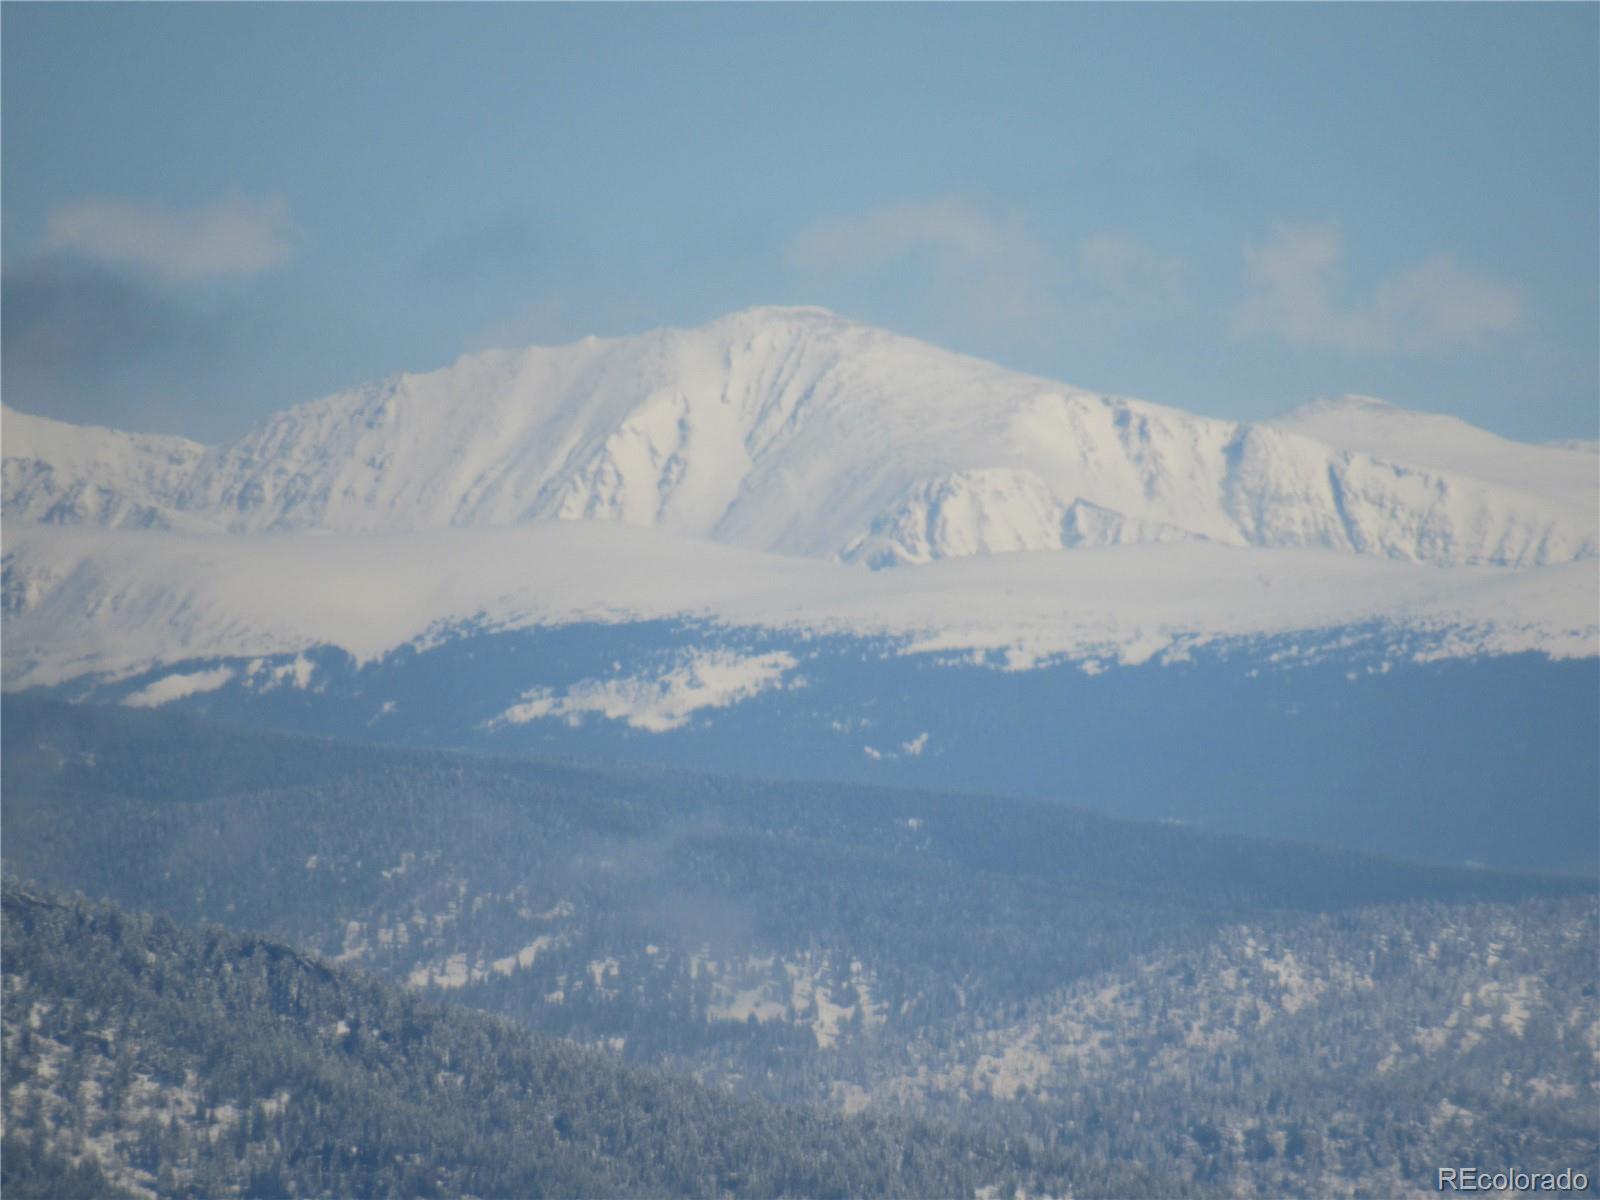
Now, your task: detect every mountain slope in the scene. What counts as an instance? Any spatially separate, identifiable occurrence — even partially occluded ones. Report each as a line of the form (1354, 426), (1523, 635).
(3, 523), (1595, 693)
(4, 693), (1589, 1050)
(5, 705), (1594, 1197)
(1271, 394), (1599, 514)
(3, 881), (1103, 1200)
(0, 408), (208, 533)
(5, 308), (1594, 568)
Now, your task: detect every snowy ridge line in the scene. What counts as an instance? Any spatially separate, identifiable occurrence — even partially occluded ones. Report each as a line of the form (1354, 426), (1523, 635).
(3, 523), (1594, 690)
(4, 307), (1595, 569)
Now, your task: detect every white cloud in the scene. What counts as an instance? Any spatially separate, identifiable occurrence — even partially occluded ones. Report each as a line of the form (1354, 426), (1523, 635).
(1233, 223), (1521, 354)
(1368, 255), (1525, 352)
(43, 196), (296, 282)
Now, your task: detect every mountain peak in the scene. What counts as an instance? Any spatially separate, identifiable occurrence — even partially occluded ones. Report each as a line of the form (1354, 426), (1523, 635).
(3, 314), (1594, 570)
(1290, 393), (1395, 417)
(722, 303), (841, 322)
(669, 304), (848, 341)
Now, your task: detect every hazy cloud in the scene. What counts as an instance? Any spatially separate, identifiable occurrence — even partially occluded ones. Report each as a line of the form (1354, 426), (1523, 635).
(787, 200), (1190, 334)
(1233, 223), (1522, 354)
(1, 254), (227, 427)
(784, 199), (1199, 357)
(786, 197), (1015, 274)
(418, 207), (546, 284)
(784, 199), (1062, 337)
(1366, 256), (1525, 352)
(3, 256), (203, 376)
(42, 195), (297, 283)
(1078, 233), (1185, 302)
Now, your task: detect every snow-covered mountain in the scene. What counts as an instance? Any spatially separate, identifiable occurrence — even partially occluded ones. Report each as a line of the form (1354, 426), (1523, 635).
(2, 408), (210, 533)
(5, 522), (1595, 691)
(5, 307), (1595, 569)
(3, 306), (1596, 699)
(5, 308), (1595, 867)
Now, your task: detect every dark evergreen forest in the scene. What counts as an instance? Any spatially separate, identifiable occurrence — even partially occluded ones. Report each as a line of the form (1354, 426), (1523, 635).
(3, 696), (1595, 1196)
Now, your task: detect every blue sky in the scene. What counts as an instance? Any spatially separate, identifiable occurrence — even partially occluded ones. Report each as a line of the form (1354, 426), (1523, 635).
(3, 4), (1595, 444)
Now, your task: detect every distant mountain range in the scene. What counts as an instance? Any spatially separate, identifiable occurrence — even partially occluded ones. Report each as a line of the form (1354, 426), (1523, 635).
(3, 309), (1595, 872)
(5, 306), (1595, 567)
(3, 307), (1595, 687)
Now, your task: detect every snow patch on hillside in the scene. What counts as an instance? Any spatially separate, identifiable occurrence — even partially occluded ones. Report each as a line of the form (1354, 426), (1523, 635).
(490, 649), (801, 733)
(406, 935), (563, 990)
(246, 654), (316, 690)
(121, 667), (235, 708)
(699, 951), (886, 1046)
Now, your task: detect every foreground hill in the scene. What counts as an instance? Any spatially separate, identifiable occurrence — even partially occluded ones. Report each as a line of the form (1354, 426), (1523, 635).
(4, 698), (1594, 1196)
(3, 882), (1113, 1200)
(858, 896), (1599, 1197)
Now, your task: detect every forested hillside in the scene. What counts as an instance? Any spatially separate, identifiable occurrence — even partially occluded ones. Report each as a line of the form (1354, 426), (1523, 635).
(4, 696), (1595, 1195)
(4, 883), (1141, 1199)
(854, 896), (1600, 1196)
